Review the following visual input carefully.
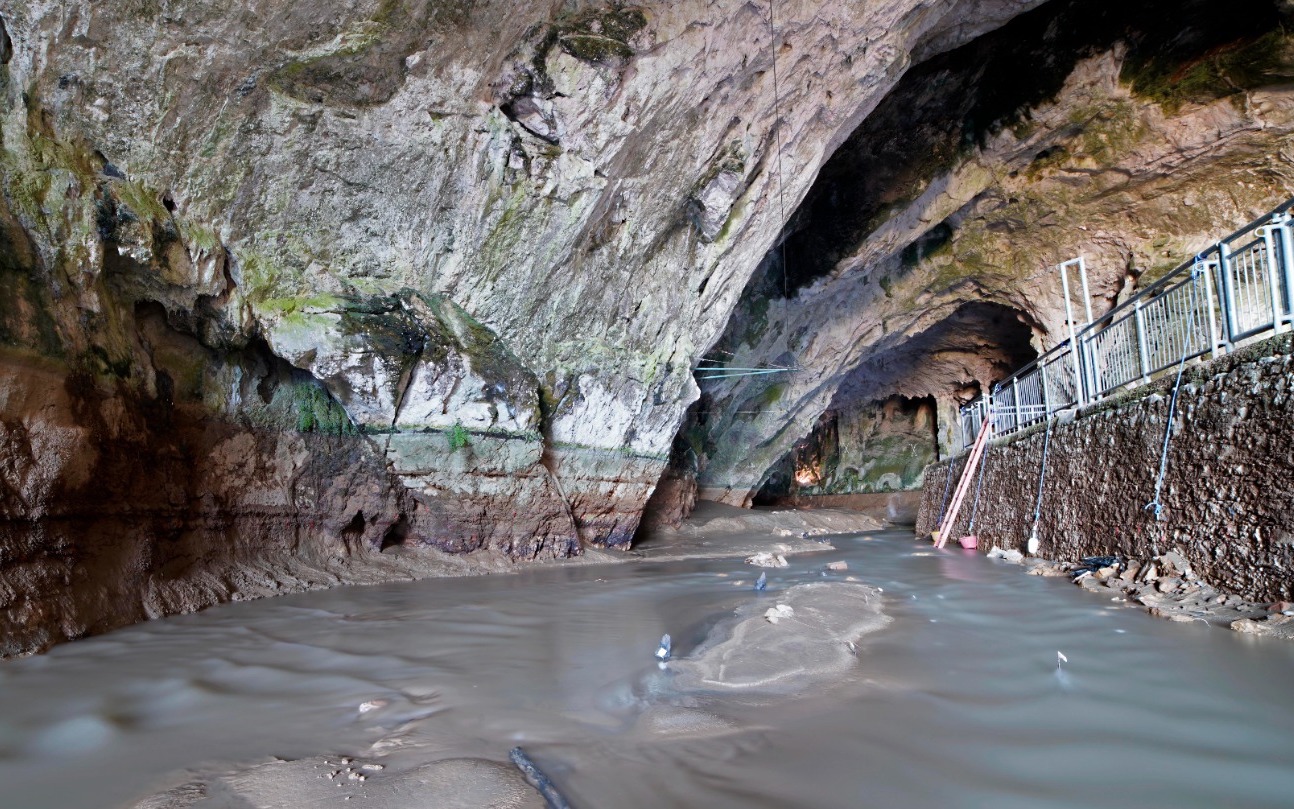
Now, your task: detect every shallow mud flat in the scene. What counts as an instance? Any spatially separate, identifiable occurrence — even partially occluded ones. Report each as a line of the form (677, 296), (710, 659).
(2, 530), (1293, 809)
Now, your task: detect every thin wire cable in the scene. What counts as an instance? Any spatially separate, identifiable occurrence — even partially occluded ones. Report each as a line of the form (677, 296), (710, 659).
(936, 456), (956, 526)
(1143, 259), (1205, 554)
(1028, 396), (1053, 551)
(692, 0), (792, 385)
(766, 0), (789, 304)
(967, 441), (990, 532)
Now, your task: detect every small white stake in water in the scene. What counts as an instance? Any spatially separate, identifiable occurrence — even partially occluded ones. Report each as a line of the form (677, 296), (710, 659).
(1057, 650), (1068, 670)
(655, 633), (671, 661)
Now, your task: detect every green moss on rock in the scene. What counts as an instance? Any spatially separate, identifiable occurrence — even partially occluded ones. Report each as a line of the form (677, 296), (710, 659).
(293, 380), (357, 435)
(1122, 31), (1294, 114)
(554, 6), (647, 63)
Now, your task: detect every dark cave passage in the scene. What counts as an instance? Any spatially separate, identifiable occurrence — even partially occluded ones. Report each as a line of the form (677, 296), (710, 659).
(687, 0), (1292, 510)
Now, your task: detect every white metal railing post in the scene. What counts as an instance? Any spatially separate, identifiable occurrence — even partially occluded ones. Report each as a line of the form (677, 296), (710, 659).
(1274, 212), (1294, 328)
(993, 383), (1004, 436)
(1218, 240), (1238, 344)
(1011, 377), (1021, 432)
(1201, 258), (1222, 359)
(1040, 358), (1051, 422)
(1133, 299), (1151, 382)
(1076, 334), (1092, 402)
(1077, 256), (1094, 326)
(1260, 224), (1283, 333)
(1058, 261), (1086, 406)
(1043, 360), (1053, 418)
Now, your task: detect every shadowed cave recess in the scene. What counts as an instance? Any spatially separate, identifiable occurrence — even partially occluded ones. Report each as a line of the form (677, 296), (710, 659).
(676, 0), (1294, 511)
(3, 0), (1294, 656)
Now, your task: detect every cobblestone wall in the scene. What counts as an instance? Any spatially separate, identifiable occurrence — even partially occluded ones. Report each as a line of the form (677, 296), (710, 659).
(917, 335), (1294, 602)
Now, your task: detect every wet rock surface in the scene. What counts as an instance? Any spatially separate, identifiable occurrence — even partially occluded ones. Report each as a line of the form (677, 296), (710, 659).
(0, 350), (536, 656)
(1024, 551), (1294, 640)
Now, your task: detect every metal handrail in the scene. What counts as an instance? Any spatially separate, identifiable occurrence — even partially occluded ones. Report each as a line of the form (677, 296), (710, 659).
(958, 197), (1294, 450)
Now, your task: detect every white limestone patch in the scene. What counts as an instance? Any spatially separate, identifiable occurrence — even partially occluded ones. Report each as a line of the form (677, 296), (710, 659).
(745, 552), (788, 568)
(550, 374), (641, 450)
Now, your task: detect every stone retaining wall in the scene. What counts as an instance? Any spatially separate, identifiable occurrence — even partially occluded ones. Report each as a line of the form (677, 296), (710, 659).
(917, 335), (1294, 603)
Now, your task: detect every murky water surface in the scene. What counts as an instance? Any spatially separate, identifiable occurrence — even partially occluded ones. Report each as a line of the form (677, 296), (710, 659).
(2, 531), (1293, 808)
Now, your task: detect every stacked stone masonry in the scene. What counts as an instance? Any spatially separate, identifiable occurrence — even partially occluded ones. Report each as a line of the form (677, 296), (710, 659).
(917, 335), (1294, 603)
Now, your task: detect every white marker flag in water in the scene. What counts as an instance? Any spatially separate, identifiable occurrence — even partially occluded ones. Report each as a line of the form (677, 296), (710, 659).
(656, 634), (672, 661)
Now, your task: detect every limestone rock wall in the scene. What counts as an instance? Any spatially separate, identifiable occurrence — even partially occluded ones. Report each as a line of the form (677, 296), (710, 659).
(0, 1), (1056, 652)
(0, 351), (425, 655)
(695, 0), (1294, 505)
(915, 335), (1294, 603)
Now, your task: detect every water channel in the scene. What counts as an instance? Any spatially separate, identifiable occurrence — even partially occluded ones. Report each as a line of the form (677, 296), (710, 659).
(2, 530), (1292, 808)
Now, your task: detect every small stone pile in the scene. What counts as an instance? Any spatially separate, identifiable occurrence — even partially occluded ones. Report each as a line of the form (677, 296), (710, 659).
(1026, 549), (1294, 639)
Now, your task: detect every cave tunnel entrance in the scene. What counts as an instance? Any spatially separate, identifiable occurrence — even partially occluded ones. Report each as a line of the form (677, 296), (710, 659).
(752, 395), (942, 505)
(748, 300), (1037, 507)
(668, 0), (1288, 524)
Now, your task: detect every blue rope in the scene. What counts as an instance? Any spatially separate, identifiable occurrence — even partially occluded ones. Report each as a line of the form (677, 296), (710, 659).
(967, 438), (990, 532)
(937, 454), (956, 525)
(1030, 410), (1053, 533)
(1144, 259), (1205, 532)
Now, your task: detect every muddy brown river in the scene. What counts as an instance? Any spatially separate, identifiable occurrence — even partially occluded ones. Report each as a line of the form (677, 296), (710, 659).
(2, 530), (1292, 808)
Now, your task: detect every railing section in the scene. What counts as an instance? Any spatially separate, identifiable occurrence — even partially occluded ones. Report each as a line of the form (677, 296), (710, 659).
(957, 200), (1294, 450)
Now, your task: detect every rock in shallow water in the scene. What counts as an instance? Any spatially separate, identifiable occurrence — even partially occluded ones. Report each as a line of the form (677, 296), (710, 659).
(133, 756), (545, 809)
(745, 552), (789, 568)
(987, 547), (1025, 564)
(764, 604), (796, 624)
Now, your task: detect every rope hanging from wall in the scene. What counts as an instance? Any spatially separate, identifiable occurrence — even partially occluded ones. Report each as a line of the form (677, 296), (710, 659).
(1142, 257), (1206, 555)
(1026, 393), (1053, 556)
